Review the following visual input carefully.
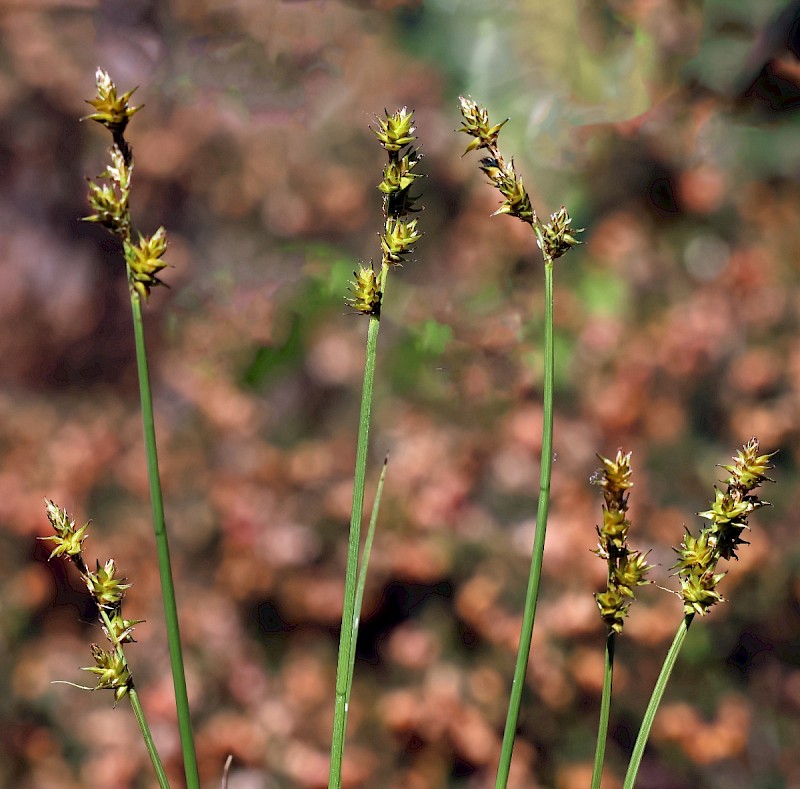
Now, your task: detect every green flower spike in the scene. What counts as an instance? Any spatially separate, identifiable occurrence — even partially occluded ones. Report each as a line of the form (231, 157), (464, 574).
(82, 644), (131, 703)
(537, 206), (583, 261)
(84, 559), (131, 609)
(84, 145), (132, 235)
(592, 450), (652, 634)
(672, 528), (714, 572)
(347, 266), (382, 316)
(721, 438), (776, 491)
(381, 217), (422, 266)
(457, 95), (509, 156)
(84, 68), (141, 136)
(480, 157), (535, 224)
(673, 438), (773, 615)
(379, 151), (422, 196)
(103, 611), (145, 645)
(459, 96), (586, 252)
(40, 500), (89, 561)
(679, 568), (726, 617)
(124, 227), (169, 299)
(371, 107), (416, 152)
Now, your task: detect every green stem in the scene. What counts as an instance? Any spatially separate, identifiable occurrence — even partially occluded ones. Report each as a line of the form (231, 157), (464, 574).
(128, 687), (170, 789)
(130, 294), (200, 789)
(591, 630), (616, 789)
(329, 268), (389, 788)
(98, 609), (170, 788)
(346, 455), (388, 707)
(623, 614), (694, 788)
(495, 259), (555, 789)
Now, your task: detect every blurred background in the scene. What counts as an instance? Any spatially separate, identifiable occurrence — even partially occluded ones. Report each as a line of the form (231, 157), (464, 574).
(2, 0), (800, 786)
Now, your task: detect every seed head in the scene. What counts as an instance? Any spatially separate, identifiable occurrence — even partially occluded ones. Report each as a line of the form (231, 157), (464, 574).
(347, 266), (382, 316)
(124, 227), (169, 299)
(83, 68), (141, 135)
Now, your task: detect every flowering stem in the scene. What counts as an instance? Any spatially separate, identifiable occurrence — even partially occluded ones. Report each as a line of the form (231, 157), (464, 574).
(329, 294), (385, 789)
(495, 258), (555, 788)
(623, 614), (693, 788)
(131, 294), (200, 789)
(591, 631), (616, 789)
(97, 608), (169, 789)
(128, 686), (170, 789)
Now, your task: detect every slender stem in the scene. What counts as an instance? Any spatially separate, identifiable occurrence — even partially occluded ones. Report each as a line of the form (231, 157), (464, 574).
(495, 259), (555, 788)
(591, 630), (616, 789)
(623, 614), (694, 788)
(128, 686), (171, 789)
(346, 455), (388, 707)
(329, 268), (389, 788)
(130, 294), (200, 789)
(97, 608), (170, 789)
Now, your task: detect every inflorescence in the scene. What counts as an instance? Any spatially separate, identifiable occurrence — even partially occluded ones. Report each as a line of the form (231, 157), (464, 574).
(592, 451), (652, 633)
(347, 107), (423, 316)
(457, 96), (582, 262)
(674, 439), (774, 616)
(40, 501), (142, 703)
(84, 69), (168, 300)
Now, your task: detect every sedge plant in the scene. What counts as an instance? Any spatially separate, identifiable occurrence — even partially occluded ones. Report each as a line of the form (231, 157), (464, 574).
(589, 451), (652, 788)
(328, 110), (423, 789)
(622, 438), (775, 787)
(68, 69), (199, 788)
(40, 501), (168, 787)
(457, 96), (582, 788)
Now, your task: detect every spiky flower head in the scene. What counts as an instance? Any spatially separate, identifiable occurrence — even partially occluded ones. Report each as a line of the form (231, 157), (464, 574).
(40, 500), (89, 561)
(479, 157), (535, 224)
(679, 568), (726, 617)
(613, 551), (652, 592)
(537, 207), (583, 261)
(458, 96), (583, 258)
(102, 611), (144, 645)
(595, 450), (633, 501)
(381, 217), (422, 267)
(84, 559), (131, 609)
(347, 265), (382, 316)
(351, 105), (423, 316)
(592, 450), (651, 633)
(84, 145), (132, 235)
(457, 96), (509, 156)
(379, 151), (423, 197)
(82, 644), (131, 703)
(372, 107), (416, 153)
(124, 227), (169, 300)
(720, 438), (776, 492)
(673, 439), (774, 616)
(595, 586), (631, 633)
(84, 68), (141, 135)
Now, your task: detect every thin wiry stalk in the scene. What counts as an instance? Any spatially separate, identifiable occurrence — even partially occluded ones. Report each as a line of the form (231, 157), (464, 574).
(329, 311), (382, 789)
(623, 615), (693, 788)
(97, 608), (170, 789)
(330, 106), (420, 788)
(346, 455), (389, 707)
(495, 258), (555, 788)
(131, 295), (200, 789)
(592, 631), (616, 789)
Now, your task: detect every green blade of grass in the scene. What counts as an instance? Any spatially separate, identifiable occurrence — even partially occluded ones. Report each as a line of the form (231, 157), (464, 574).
(346, 454), (389, 707)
